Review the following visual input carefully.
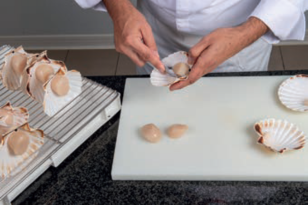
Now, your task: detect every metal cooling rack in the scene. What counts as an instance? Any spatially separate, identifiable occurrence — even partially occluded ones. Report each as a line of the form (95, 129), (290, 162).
(0, 45), (121, 204)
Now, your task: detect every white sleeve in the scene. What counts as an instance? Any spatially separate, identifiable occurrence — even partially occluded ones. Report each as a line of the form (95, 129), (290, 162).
(74, 0), (107, 11)
(250, 0), (308, 44)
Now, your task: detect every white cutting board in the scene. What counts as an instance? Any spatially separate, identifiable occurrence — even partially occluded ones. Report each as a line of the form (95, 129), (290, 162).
(112, 76), (308, 181)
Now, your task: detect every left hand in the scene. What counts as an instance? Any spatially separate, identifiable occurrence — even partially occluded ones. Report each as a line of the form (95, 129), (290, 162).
(169, 17), (268, 91)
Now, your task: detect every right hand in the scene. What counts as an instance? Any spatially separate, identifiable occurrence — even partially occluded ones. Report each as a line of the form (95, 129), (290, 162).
(111, 4), (165, 72)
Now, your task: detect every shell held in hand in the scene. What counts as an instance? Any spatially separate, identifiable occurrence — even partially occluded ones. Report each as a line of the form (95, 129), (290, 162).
(254, 119), (306, 153)
(150, 51), (192, 87)
(278, 74), (308, 112)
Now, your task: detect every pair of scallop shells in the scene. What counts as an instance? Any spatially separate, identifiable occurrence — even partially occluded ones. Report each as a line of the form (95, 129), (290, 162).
(26, 55), (82, 116)
(254, 119), (306, 153)
(1, 46), (83, 117)
(0, 103), (44, 179)
(278, 74), (308, 112)
(150, 51), (192, 86)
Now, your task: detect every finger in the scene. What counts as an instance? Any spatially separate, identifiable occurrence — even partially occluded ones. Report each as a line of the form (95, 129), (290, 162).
(188, 37), (210, 64)
(169, 65), (204, 91)
(170, 49), (213, 91)
(131, 40), (165, 73)
(122, 47), (146, 67)
(140, 25), (158, 53)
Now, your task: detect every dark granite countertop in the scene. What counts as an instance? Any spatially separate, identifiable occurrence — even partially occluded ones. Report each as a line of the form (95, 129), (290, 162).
(13, 71), (308, 205)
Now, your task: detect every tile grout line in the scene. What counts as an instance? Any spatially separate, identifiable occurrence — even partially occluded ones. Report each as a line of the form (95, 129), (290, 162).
(114, 52), (120, 76)
(278, 46), (286, 70)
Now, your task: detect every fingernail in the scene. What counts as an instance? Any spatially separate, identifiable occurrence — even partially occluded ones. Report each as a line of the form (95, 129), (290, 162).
(153, 50), (160, 58)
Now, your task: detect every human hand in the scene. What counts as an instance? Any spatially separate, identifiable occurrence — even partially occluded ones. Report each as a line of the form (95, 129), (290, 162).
(169, 17), (268, 91)
(104, 0), (165, 72)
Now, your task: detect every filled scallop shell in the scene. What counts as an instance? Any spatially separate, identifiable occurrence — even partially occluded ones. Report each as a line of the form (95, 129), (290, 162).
(0, 46), (42, 91)
(150, 51), (192, 87)
(278, 74), (308, 112)
(43, 69), (82, 116)
(254, 119), (306, 153)
(0, 102), (29, 136)
(0, 123), (44, 179)
(26, 55), (67, 102)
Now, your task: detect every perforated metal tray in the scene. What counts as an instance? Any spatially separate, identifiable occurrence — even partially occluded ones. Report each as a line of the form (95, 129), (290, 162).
(0, 45), (121, 204)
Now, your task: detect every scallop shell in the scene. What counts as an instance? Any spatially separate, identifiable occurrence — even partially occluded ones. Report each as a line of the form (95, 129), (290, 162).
(0, 123), (44, 179)
(43, 69), (82, 117)
(27, 56), (67, 102)
(278, 74), (308, 112)
(0, 102), (29, 136)
(0, 46), (42, 91)
(150, 51), (192, 87)
(254, 119), (306, 153)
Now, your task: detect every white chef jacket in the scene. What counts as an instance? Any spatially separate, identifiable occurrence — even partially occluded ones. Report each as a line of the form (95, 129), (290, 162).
(75, 0), (308, 74)
(75, 0), (308, 43)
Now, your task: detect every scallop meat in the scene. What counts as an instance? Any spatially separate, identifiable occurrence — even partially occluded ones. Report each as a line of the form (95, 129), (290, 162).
(140, 123), (162, 143)
(167, 124), (189, 139)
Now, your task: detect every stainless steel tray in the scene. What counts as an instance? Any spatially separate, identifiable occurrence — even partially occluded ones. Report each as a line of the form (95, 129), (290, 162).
(0, 45), (121, 204)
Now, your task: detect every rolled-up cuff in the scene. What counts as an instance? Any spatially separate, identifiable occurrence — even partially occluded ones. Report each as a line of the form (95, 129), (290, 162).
(75, 0), (107, 11)
(250, 0), (306, 44)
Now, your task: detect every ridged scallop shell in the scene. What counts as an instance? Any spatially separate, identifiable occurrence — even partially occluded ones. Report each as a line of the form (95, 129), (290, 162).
(43, 69), (82, 117)
(0, 46), (42, 91)
(254, 119), (306, 153)
(278, 74), (308, 112)
(0, 123), (44, 179)
(27, 56), (67, 102)
(150, 68), (180, 86)
(150, 51), (192, 87)
(0, 102), (29, 136)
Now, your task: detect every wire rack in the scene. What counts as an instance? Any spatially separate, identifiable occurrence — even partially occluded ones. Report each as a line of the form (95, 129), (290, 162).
(0, 45), (121, 202)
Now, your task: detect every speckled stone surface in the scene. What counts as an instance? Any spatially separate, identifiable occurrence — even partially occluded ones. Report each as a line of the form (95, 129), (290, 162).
(12, 71), (308, 205)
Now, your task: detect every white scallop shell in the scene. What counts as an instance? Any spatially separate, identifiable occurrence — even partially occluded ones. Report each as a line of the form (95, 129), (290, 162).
(44, 70), (82, 117)
(162, 51), (192, 68)
(0, 102), (29, 136)
(150, 51), (192, 87)
(150, 68), (180, 86)
(27, 56), (67, 102)
(254, 119), (306, 153)
(0, 123), (44, 179)
(278, 74), (308, 112)
(0, 46), (42, 91)
(20, 50), (47, 95)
